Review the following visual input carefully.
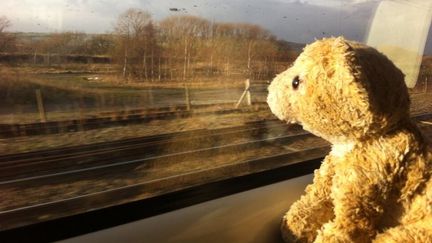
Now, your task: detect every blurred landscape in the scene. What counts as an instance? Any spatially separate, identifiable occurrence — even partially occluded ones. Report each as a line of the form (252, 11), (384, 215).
(1, 3), (432, 231)
(0, 9), (431, 154)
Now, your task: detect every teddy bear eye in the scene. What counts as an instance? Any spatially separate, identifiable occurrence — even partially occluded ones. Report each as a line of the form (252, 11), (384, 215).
(292, 76), (300, 90)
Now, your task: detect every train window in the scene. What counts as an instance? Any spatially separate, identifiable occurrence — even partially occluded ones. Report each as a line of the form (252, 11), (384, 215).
(0, 0), (431, 241)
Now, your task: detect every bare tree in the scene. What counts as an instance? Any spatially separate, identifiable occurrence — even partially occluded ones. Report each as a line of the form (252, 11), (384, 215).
(115, 8), (153, 80)
(160, 16), (210, 81)
(0, 16), (10, 33)
(0, 16), (16, 52)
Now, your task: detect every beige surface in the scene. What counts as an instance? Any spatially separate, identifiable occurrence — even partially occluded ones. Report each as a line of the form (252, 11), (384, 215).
(60, 174), (313, 243)
(366, 0), (432, 88)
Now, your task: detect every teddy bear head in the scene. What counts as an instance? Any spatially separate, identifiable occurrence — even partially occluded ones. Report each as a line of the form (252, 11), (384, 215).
(267, 37), (410, 143)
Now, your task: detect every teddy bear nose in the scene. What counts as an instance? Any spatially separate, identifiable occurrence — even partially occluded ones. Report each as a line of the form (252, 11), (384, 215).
(267, 81), (287, 122)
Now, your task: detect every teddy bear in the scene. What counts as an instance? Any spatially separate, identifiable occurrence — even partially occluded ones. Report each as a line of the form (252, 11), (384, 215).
(267, 37), (432, 242)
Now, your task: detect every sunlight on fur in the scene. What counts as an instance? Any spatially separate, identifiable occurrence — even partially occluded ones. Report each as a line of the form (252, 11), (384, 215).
(267, 37), (432, 242)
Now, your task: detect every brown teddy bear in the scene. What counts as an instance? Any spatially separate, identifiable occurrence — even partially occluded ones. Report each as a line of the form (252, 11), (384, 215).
(267, 37), (432, 242)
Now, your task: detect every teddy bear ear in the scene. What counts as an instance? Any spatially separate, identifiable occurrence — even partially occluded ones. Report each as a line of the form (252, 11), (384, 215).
(327, 37), (370, 106)
(332, 36), (348, 45)
(299, 38), (373, 133)
(304, 37), (360, 85)
(331, 39), (359, 82)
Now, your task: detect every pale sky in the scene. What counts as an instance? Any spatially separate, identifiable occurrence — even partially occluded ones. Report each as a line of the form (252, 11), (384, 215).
(1, 0), (431, 53)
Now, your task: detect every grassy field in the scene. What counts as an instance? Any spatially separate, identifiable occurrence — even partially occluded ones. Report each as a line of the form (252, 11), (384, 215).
(0, 65), (269, 124)
(1, 91), (432, 155)
(1, 57), (432, 155)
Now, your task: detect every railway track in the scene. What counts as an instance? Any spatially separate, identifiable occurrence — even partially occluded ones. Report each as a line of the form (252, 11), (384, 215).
(0, 116), (328, 230)
(0, 119), (306, 182)
(0, 102), (268, 138)
(1, 113), (431, 182)
(0, 145), (329, 232)
(0, 118), (281, 162)
(0, 113), (431, 231)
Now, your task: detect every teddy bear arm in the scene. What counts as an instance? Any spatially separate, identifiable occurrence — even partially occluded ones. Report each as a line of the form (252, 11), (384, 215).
(282, 190), (334, 242)
(281, 158), (335, 242)
(314, 166), (392, 243)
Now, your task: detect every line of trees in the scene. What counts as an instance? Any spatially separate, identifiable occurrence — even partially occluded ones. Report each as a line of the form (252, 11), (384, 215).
(0, 9), (299, 81)
(112, 9), (296, 81)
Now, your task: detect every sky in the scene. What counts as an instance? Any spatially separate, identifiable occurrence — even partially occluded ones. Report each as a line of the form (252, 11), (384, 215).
(1, 0), (431, 53)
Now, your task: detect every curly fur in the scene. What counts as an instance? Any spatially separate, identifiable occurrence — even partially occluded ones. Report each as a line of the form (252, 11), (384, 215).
(267, 37), (432, 242)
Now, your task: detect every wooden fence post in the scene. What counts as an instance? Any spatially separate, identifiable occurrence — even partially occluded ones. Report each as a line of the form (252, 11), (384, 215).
(235, 79), (252, 108)
(245, 79), (252, 106)
(184, 84), (191, 111)
(35, 89), (47, 122)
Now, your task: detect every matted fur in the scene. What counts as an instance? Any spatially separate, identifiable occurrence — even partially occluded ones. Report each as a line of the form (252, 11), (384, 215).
(267, 37), (432, 242)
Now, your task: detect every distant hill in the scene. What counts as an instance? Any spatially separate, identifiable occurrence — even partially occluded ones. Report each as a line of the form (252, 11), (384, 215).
(287, 41), (306, 52)
(275, 39), (305, 53)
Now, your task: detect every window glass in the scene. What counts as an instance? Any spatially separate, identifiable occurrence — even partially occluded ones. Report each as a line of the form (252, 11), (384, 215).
(0, 0), (431, 230)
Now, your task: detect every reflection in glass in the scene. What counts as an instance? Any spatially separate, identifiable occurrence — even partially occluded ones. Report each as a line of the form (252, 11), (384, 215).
(0, 0), (431, 231)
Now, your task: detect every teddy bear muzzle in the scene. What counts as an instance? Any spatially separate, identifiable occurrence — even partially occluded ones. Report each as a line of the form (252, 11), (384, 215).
(267, 78), (298, 124)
